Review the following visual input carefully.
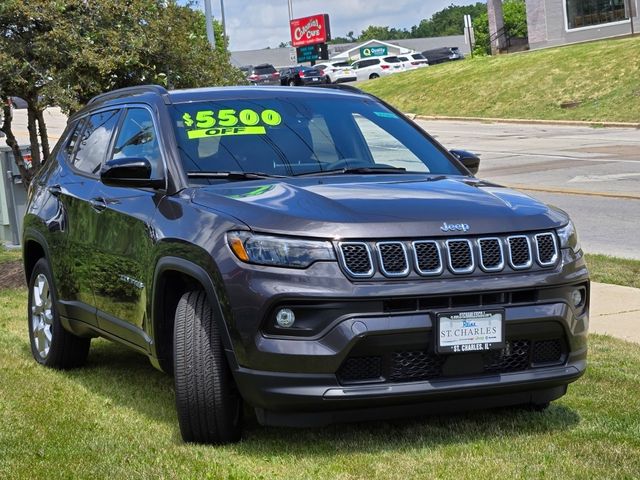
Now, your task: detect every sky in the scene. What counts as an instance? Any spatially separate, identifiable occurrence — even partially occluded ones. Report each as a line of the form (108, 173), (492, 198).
(193, 1), (483, 51)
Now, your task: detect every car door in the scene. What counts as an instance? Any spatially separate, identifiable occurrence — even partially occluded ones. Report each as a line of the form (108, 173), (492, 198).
(51, 109), (121, 326)
(90, 106), (166, 349)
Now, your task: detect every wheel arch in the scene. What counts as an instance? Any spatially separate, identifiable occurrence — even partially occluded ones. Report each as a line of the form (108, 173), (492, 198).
(22, 229), (50, 284)
(150, 256), (236, 374)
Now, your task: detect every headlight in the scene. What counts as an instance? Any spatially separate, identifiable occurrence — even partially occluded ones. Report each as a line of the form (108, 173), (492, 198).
(556, 221), (581, 253)
(227, 231), (335, 268)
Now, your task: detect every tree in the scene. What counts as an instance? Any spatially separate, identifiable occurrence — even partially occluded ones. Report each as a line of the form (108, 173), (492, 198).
(0, 0), (243, 187)
(411, 3), (487, 38)
(472, 0), (528, 55)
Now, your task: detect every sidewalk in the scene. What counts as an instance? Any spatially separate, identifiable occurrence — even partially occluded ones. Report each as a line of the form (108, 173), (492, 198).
(590, 282), (640, 344)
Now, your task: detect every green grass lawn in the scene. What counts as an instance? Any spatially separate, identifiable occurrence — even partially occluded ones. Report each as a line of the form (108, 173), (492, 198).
(586, 254), (640, 289)
(360, 36), (640, 123)
(1, 285), (640, 479)
(0, 244), (21, 265)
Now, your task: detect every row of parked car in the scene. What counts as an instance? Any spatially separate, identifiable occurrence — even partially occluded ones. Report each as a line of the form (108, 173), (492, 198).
(241, 47), (464, 86)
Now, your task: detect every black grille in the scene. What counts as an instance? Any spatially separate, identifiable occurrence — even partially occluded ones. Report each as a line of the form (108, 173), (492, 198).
(483, 340), (531, 373)
(340, 243), (372, 276)
(414, 241), (441, 274)
(479, 238), (503, 270)
(508, 237), (531, 268)
(337, 337), (568, 384)
(390, 350), (444, 381)
(447, 240), (473, 272)
(337, 356), (382, 383)
(536, 234), (557, 265)
(378, 243), (408, 275)
(532, 339), (563, 363)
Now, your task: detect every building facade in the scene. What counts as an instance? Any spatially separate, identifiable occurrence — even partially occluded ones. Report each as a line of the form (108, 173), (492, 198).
(526, 0), (638, 49)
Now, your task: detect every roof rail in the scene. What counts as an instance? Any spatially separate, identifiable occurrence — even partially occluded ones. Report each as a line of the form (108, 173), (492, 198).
(87, 84), (171, 106)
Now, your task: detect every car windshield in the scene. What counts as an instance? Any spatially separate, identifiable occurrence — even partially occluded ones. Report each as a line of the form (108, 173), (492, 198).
(169, 96), (462, 183)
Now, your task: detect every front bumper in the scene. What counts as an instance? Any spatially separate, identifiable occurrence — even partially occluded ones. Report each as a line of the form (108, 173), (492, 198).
(220, 250), (589, 423)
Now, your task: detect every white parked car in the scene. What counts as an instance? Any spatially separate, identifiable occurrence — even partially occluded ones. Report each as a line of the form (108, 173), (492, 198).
(351, 56), (403, 81)
(314, 61), (358, 84)
(397, 53), (429, 70)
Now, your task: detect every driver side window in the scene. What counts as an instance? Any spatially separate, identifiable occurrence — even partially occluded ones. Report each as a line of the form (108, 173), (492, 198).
(112, 108), (162, 178)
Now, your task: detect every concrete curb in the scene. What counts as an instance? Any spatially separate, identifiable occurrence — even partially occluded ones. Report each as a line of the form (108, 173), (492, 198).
(507, 184), (640, 201)
(408, 114), (640, 129)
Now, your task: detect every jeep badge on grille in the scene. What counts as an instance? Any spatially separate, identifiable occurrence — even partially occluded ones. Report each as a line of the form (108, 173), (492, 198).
(441, 222), (470, 232)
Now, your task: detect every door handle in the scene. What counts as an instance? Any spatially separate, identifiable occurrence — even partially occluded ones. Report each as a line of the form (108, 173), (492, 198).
(48, 185), (62, 196)
(89, 197), (108, 212)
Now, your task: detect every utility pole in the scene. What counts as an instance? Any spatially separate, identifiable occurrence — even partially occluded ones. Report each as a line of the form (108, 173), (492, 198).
(288, 0), (293, 22)
(204, 0), (216, 49)
(220, 0), (227, 40)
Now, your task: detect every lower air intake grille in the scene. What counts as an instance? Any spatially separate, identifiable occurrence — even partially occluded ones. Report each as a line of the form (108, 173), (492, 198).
(483, 340), (531, 373)
(337, 356), (382, 383)
(390, 350), (444, 381)
(532, 339), (563, 363)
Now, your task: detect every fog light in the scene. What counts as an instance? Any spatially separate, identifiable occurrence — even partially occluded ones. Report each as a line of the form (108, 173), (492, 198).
(275, 308), (295, 328)
(571, 289), (583, 307)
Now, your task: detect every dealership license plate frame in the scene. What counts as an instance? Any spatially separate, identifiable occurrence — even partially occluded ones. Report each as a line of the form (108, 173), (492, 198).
(436, 309), (505, 354)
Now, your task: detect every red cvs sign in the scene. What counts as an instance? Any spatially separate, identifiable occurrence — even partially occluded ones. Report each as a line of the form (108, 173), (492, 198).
(289, 14), (331, 47)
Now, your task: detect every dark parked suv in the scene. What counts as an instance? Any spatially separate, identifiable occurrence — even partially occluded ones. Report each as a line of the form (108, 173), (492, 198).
(23, 84), (589, 444)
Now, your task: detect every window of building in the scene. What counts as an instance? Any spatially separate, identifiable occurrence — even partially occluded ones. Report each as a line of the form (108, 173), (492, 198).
(565, 0), (630, 30)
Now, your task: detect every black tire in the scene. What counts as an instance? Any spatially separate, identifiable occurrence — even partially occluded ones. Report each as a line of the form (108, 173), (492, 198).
(174, 291), (242, 444)
(324, 76), (332, 84)
(369, 73), (380, 79)
(27, 257), (90, 369)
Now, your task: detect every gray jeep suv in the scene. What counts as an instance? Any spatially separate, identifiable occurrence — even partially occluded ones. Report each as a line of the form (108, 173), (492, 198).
(23, 84), (588, 444)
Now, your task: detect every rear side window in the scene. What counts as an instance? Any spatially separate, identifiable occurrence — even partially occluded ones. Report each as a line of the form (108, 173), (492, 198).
(73, 110), (120, 175)
(255, 65), (276, 75)
(384, 56), (401, 63)
(111, 108), (162, 178)
(61, 120), (84, 163)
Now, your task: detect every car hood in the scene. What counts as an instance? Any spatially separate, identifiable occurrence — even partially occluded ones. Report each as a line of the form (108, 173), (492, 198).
(191, 175), (568, 239)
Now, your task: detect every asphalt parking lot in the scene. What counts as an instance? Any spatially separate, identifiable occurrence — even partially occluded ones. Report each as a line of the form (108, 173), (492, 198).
(7, 109), (640, 259)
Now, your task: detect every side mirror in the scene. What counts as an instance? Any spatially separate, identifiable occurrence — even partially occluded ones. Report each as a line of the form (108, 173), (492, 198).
(450, 149), (480, 175)
(100, 157), (164, 189)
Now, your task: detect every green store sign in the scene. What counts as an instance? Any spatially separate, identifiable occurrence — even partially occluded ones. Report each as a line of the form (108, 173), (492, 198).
(360, 46), (388, 58)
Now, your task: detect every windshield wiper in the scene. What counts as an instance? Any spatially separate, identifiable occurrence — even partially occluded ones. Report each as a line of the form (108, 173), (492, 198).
(296, 166), (407, 177)
(187, 171), (286, 180)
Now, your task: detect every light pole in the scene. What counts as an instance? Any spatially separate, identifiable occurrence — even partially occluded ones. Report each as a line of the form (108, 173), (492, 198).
(288, 0), (293, 22)
(204, 0), (216, 49)
(220, 0), (227, 40)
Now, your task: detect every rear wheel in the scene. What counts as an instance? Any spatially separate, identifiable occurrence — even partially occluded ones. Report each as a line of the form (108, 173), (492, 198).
(28, 258), (90, 369)
(174, 291), (242, 444)
(369, 73), (380, 79)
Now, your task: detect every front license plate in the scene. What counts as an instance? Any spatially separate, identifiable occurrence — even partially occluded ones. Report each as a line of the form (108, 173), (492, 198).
(436, 310), (504, 354)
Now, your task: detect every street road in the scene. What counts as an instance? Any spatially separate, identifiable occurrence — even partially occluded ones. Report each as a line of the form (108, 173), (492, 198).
(7, 109), (640, 259)
(418, 120), (640, 260)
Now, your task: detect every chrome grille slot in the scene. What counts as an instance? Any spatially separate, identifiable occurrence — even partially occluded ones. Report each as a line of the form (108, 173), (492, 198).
(338, 242), (374, 277)
(478, 237), (504, 272)
(507, 236), (532, 269)
(535, 233), (558, 266)
(412, 241), (442, 275)
(446, 239), (474, 274)
(377, 242), (409, 277)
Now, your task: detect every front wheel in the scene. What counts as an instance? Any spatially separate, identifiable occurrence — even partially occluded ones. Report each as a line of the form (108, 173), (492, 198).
(369, 73), (380, 79)
(28, 258), (90, 369)
(174, 291), (242, 444)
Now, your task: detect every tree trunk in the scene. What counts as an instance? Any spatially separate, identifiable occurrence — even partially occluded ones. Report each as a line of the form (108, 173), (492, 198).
(36, 108), (50, 162)
(26, 99), (42, 171)
(0, 99), (32, 188)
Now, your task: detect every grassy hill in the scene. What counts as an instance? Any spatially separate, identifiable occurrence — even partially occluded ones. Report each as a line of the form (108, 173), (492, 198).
(360, 36), (640, 123)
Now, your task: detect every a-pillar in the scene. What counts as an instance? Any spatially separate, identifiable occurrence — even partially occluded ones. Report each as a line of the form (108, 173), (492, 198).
(487, 0), (506, 54)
